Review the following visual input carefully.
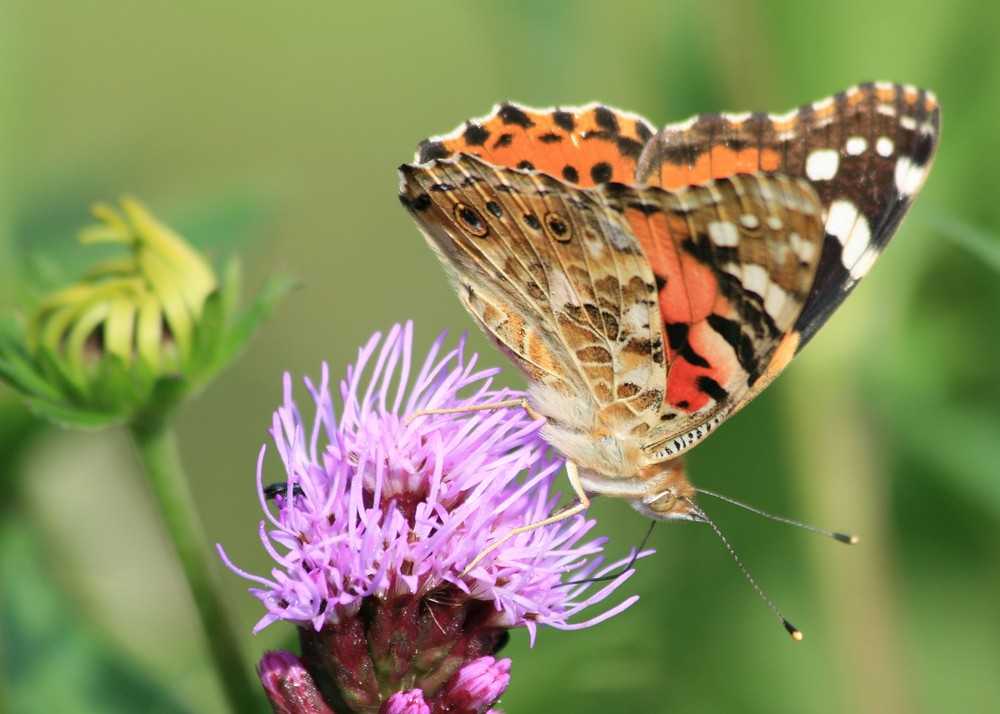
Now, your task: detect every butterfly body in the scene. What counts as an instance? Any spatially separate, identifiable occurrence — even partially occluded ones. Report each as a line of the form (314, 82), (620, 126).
(400, 83), (939, 523)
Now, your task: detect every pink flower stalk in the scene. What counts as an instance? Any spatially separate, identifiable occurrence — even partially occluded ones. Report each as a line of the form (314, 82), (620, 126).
(220, 323), (648, 712)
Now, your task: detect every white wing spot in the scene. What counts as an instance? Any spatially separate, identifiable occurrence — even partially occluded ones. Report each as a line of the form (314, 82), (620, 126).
(827, 199), (862, 246)
(845, 136), (867, 155)
(848, 246), (881, 280)
(900, 116), (918, 131)
(813, 96), (836, 112)
(789, 231), (816, 263)
(771, 241), (791, 264)
(827, 199), (873, 272)
(876, 136), (895, 157)
(741, 263), (770, 296)
(805, 148), (839, 181)
(740, 213), (760, 229)
(721, 111), (752, 123)
(708, 220), (740, 247)
(763, 281), (792, 320)
(756, 179), (777, 203)
(766, 215), (784, 231)
(894, 156), (926, 196)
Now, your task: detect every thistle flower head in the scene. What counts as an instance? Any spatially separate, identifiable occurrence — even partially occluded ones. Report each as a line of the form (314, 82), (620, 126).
(221, 323), (649, 712)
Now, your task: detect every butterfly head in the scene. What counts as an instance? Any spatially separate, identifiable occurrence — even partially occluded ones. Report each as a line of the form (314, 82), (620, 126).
(631, 460), (705, 523)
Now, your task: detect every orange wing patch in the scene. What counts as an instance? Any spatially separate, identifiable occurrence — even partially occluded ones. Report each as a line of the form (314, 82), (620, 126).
(624, 206), (737, 413)
(652, 144), (782, 191)
(415, 103), (655, 187)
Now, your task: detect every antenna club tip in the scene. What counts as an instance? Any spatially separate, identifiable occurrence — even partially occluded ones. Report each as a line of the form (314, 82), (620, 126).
(834, 533), (860, 545)
(783, 620), (804, 641)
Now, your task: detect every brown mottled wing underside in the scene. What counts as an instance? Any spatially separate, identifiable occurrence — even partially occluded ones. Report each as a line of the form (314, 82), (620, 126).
(399, 155), (825, 454)
(399, 155), (666, 430)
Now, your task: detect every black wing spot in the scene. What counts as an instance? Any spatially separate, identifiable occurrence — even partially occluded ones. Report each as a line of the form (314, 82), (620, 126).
(664, 322), (689, 351)
(523, 213), (542, 230)
(552, 110), (576, 132)
(680, 343), (710, 368)
(590, 162), (613, 183)
(462, 123), (490, 147)
(627, 201), (661, 216)
(498, 103), (534, 128)
(400, 192), (431, 211)
(454, 203), (489, 237)
(493, 133), (513, 149)
(517, 160), (535, 171)
(696, 376), (729, 403)
(485, 201), (503, 217)
(417, 140), (450, 162)
(593, 106), (620, 133)
(539, 132), (563, 144)
(545, 213), (571, 242)
(616, 136), (646, 160)
(562, 165), (580, 183)
(635, 120), (654, 143)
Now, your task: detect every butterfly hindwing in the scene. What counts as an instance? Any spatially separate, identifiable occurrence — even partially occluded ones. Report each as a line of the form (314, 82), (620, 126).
(400, 155), (667, 430)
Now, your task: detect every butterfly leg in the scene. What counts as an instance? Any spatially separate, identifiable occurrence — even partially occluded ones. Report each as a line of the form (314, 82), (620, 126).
(404, 397), (541, 425)
(460, 461), (591, 576)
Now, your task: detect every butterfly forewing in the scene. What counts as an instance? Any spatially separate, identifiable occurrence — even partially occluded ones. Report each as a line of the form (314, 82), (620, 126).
(608, 174), (825, 458)
(635, 82), (940, 354)
(417, 103), (656, 188)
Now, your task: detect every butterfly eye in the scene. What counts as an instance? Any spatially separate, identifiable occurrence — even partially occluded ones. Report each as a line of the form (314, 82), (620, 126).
(454, 203), (489, 237)
(646, 488), (677, 514)
(545, 212), (572, 243)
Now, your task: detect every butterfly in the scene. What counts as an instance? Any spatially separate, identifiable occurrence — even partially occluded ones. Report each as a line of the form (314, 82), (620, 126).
(398, 83), (940, 546)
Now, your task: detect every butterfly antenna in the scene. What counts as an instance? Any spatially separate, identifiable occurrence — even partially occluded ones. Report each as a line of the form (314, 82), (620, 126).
(685, 497), (803, 641)
(697, 487), (858, 545)
(564, 520), (657, 586)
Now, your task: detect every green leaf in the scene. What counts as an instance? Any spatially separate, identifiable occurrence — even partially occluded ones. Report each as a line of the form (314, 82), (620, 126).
(20, 397), (127, 430)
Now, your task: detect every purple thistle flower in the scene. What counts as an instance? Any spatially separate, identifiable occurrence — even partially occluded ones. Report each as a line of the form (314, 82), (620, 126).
(220, 323), (649, 712)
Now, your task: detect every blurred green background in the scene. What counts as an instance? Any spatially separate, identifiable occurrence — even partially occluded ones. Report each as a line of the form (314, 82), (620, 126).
(2, 1), (998, 713)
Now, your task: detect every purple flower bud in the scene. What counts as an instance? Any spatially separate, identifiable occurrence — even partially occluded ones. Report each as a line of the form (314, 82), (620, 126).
(258, 651), (336, 714)
(381, 689), (430, 714)
(430, 657), (510, 713)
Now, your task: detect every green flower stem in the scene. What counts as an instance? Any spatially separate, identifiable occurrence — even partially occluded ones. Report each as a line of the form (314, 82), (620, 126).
(129, 415), (263, 714)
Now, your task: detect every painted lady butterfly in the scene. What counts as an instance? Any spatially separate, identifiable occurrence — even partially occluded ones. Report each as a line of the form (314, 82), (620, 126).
(399, 83), (939, 559)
